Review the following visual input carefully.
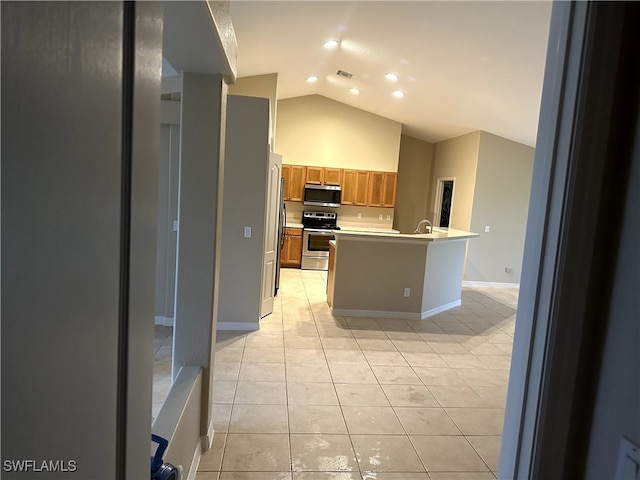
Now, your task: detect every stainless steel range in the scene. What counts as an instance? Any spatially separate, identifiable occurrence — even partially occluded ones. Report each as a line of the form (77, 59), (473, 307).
(301, 211), (339, 270)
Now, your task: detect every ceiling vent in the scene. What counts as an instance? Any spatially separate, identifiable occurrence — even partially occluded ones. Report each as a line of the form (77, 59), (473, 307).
(336, 70), (353, 79)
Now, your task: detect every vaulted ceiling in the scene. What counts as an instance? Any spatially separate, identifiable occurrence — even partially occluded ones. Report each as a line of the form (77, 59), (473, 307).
(227, 1), (552, 147)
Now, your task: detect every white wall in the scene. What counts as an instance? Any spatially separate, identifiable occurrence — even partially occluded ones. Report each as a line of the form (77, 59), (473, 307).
(277, 94), (401, 171)
(465, 132), (534, 283)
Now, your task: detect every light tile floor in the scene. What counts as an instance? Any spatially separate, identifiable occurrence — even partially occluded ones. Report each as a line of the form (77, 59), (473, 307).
(198, 269), (517, 480)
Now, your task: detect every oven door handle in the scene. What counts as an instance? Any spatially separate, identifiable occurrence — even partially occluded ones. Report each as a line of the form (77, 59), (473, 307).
(306, 230), (335, 236)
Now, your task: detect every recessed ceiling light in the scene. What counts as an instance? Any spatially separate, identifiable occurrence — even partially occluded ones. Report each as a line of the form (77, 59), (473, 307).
(392, 90), (405, 98)
(307, 76), (318, 83)
(323, 40), (339, 48)
(349, 88), (360, 94)
(385, 72), (399, 81)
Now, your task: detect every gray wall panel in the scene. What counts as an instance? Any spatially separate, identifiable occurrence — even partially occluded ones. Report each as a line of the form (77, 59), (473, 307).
(1, 2), (123, 477)
(1, 2), (163, 478)
(127, 2), (163, 479)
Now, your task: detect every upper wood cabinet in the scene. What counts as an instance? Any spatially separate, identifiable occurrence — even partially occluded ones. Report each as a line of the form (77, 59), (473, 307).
(367, 171), (397, 207)
(283, 163), (395, 207)
(323, 168), (342, 186)
(282, 164), (305, 202)
(305, 167), (342, 186)
(305, 166), (324, 185)
(341, 170), (369, 206)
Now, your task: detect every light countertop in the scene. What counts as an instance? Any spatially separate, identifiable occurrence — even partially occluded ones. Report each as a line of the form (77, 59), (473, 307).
(332, 227), (479, 243)
(337, 225), (399, 234)
(285, 222), (303, 229)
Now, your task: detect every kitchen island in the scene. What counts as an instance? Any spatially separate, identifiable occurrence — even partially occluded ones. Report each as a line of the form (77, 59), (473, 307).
(327, 228), (479, 319)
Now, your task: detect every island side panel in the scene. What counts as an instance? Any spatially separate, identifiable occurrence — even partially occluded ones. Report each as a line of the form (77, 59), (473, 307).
(327, 240), (336, 307)
(331, 238), (427, 318)
(421, 239), (468, 317)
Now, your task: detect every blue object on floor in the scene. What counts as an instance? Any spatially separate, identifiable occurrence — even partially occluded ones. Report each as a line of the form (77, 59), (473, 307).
(151, 434), (179, 480)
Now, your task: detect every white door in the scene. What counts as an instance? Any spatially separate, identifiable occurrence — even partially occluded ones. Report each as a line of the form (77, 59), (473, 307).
(260, 152), (282, 318)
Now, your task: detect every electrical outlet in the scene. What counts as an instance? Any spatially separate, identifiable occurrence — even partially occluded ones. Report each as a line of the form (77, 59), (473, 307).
(379, 214), (383, 220)
(244, 226), (251, 238)
(403, 288), (411, 297)
(505, 266), (512, 273)
(386, 214), (391, 220)
(357, 212), (362, 219)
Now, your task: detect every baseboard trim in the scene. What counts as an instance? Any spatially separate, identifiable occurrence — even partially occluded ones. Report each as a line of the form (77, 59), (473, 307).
(330, 308), (422, 320)
(462, 281), (520, 288)
(201, 420), (214, 451)
(217, 322), (260, 331)
(331, 300), (464, 321)
(421, 299), (462, 319)
(154, 316), (174, 327)
(186, 441), (201, 480)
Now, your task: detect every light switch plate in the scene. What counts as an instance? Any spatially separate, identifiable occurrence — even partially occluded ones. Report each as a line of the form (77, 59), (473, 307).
(244, 226), (251, 238)
(485, 225), (491, 233)
(616, 436), (640, 479)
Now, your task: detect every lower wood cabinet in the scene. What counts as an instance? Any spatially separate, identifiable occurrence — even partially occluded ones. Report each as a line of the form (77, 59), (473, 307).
(281, 227), (302, 268)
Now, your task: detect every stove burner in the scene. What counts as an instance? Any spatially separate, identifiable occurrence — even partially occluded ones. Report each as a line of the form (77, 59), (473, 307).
(302, 211), (338, 230)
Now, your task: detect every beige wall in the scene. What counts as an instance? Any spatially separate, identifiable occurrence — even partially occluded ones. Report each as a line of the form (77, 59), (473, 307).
(464, 132), (534, 283)
(430, 132), (480, 231)
(276, 94), (401, 171)
(218, 95), (270, 326)
(394, 135), (434, 233)
(333, 239), (427, 313)
(228, 73), (278, 149)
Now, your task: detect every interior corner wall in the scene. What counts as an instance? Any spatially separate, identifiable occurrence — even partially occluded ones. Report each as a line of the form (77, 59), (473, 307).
(218, 95), (270, 326)
(394, 135), (434, 233)
(430, 131), (480, 231)
(276, 94), (401, 171)
(228, 73), (278, 148)
(464, 132), (534, 283)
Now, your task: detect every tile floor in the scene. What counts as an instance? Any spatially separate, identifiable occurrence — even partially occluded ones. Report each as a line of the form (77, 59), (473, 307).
(198, 268), (518, 480)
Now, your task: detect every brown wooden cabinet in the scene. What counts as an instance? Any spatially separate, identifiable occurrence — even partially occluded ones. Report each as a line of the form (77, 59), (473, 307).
(341, 170), (369, 206)
(283, 164), (395, 206)
(305, 166), (324, 185)
(367, 171), (397, 207)
(282, 165), (305, 202)
(305, 166), (342, 186)
(323, 168), (342, 186)
(281, 227), (302, 268)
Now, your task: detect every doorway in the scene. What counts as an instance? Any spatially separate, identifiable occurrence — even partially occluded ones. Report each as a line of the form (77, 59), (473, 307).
(434, 177), (455, 228)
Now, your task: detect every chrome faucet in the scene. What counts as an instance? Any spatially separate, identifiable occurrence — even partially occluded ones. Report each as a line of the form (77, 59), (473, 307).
(414, 219), (433, 234)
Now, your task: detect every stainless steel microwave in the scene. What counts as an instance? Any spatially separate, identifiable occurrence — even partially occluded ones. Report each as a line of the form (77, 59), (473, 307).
(303, 183), (341, 208)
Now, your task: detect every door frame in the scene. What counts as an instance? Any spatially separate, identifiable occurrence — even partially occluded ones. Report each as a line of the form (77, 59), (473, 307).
(499, 2), (637, 478)
(433, 176), (456, 228)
